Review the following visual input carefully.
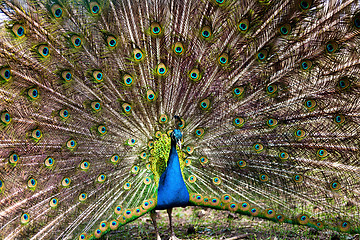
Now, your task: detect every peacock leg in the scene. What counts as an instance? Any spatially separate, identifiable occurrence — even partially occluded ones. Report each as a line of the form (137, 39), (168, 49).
(150, 210), (161, 240)
(167, 208), (181, 240)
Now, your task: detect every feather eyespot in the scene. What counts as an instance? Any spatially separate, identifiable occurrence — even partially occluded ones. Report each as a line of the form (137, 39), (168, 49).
(131, 165), (139, 174)
(228, 203), (238, 211)
(71, 35), (82, 48)
(212, 177), (221, 185)
(317, 149), (328, 158)
(232, 87), (244, 97)
(99, 221), (108, 232)
(123, 182), (131, 190)
(173, 42), (184, 55)
(93, 70), (103, 82)
(59, 109), (69, 119)
(354, 14), (360, 29)
(199, 156), (208, 165)
(257, 50), (267, 61)
(266, 84), (277, 95)
(210, 197), (220, 206)
(264, 208), (276, 218)
(61, 71), (72, 82)
(107, 36), (117, 48)
(1, 111), (11, 125)
(215, 0), (225, 5)
(122, 103), (132, 114)
(218, 53), (229, 65)
(279, 151), (289, 160)
(90, 2), (100, 15)
(133, 49), (144, 61)
(9, 153), (19, 165)
(157, 63), (167, 76)
(0, 179), (4, 192)
(110, 220), (118, 230)
(334, 114), (345, 125)
(123, 74), (134, 86)
(189, 68), (201, 81)
(339, 221), (351, 232)
(51, 4), (63, 19)
(66, 139), (77, 149)
(267, 118), (277, 127)
(159, 114), (168, 124)
(91, 101), (101, 112)
(330, 181), (341, 191)
(240, 202), (250, 211)
(295, 129), (306, 139)
(49, 198), (58, 208)
(79, 193), (87, 202)
(325, 41), (338, 53)
(0, 67), (11, 81)
(140, 151), (147, 159)
(97, 174), (106, 183)
(250, 207), (260, 216)
(94, 229), (102, 238)
(199, 98), (210, 110)
(253, 143), (263, 152)
(221, 194), (232, 203)
(21, 213), (30, 224)
(338, 77), (350, 91)
(304, 99), (316, 111)
(28, 88), (39, 100)
(80, 161), (90, 171)
(201, 26), (212, 39)
(110, 154), (119, 164)
(186, 146), (194, 154)
(143, 177), (151, 185)
(61, 177), (71, 187)
(27, 178), (37, 190)
(293, 174), (303, 183)
(237, 160), (246, 168)
(146, 89), (156, 102)
(297, 214), (309, 224)
(300, 60), (312, 70)
(12, 24), (25, 37)
(114, 205), (122, 214)
(44, 157), (55, 168)
(31, 129), (42, 141)
(279, 24), (291, 35)
(194, 128), (204, 137)
(276, 214), (285, 222)
(97, 125), (107, 135)
(188, 175), (196, 183)
(150, 22), (162, 36)
(185, 158), (191, 166)
(233, 117), (244, 127)
(299, 0), (312, 10)
(127, 138), (136, 146)
(259, 174), (269, 182)
(238, 19), (249, 33)
(38, 45), (50, 58)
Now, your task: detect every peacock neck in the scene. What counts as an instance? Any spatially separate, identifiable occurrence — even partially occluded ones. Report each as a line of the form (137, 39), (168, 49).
(155, 138), (189, 210)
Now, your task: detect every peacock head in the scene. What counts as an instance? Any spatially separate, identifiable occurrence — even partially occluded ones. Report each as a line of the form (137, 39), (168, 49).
(171, 129), (182, 150)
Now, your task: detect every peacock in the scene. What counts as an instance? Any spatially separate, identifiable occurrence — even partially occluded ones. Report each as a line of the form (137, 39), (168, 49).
(1, 0), (360, 239)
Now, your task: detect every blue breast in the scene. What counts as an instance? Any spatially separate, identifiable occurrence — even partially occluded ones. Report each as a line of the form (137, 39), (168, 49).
(155, 143), (189, 210)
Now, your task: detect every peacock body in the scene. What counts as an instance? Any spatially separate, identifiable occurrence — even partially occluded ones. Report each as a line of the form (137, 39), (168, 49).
(0, 0), (360, 239)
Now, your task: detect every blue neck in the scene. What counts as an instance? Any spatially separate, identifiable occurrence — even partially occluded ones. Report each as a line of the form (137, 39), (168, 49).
(155, 139), (189, 210)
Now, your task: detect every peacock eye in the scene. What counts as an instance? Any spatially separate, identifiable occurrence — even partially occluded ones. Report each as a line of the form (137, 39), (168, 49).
(9, 153), (19, 165)
(237, 160), (246, 168)
(189, 68), (201, 81)
(107, 36), (117, 48)
(12, 24), (25, 37)
(173, 42), (184, 55)
(300, 60), (312, 70)
(51, 4), (63, 19)
(79, 193), (87, 202)
(238, 19), (249, 33)
(259, 174), (269, 182)
(38, 45), (50, 58)
(279, 24), (291, 35)
(93, 70), (103, 82)
(80, 161), (90, 170)
(123, 74), (134, 86)
(133, 48), (144, 61)
(91, 101), (101, 111)
(157, 63), (167, 75)
(66, 139), (77, 149)
(279, 151), (289, 160)
(304, 99), (316, 110)
(199, 98), (210, 110)
(159, 114), (168, 124)
(0, 67), (11, 81)
(330, 181), (341, 191)
(354, 14), (360, 29)
(21, 213), (30, 224)
(212, 177), (221, 185)
(299, 0), (312, 10)
(97, 174), (106, 183)
(325, 41), (338, 53)
(233, 117), (244, 127)
(150, 22), (162, 35)
(194, 128), (204, 137)
(295, 129), (306, 139)
(61, 71), (72, 82)
(266, 84), (278, 95)
(334, 114), (345, 125)
(123, 182), (131, 190)
(293, 174), (303, 183)
(201, 26), (212, 39)
(32, 129), (43, 140)
(45, 157), (55, 167)
(50, 198), (58, 208)
(71, 35), (82, 48)
(146, 89), (156, 102)
(215, 0), (225, 5)
(90, 2), (100, 15)
(1, 111), (11, 124)
(257, 49), (267, 61)
(59, 109), (70, 119)
(253, 143), (263, 152)
(218, 53), (229, 65)
(338, 77), (350, 90)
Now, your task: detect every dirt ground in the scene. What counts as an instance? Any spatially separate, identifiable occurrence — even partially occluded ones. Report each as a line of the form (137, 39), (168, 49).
(99, 207), (359, 240)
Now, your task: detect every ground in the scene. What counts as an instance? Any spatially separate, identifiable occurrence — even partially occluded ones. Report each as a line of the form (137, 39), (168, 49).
(100, 207), (359, 240)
